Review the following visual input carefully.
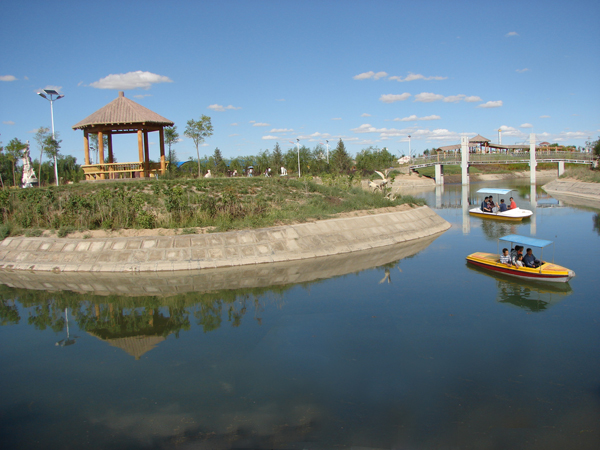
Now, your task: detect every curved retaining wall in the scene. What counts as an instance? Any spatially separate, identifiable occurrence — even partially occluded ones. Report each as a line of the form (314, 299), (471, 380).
(543, 179), (600, 201)
(0, 205), (450, 273)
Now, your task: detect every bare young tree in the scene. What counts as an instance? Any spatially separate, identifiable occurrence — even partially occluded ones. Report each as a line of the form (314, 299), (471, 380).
(184, 116), (213, 178)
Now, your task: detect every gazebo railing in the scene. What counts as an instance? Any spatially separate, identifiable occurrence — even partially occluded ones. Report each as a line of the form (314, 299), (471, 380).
(82, 162), (168, 180)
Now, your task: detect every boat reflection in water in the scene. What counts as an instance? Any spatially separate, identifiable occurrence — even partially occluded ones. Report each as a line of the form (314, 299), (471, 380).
(467, 263), (573, 312)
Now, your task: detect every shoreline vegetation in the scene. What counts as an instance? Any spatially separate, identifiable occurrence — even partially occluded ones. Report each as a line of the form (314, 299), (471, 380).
(0, 176), (425, 240)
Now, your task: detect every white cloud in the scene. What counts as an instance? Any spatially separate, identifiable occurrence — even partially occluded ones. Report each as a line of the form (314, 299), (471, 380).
(208, 104), (241, 112)
(132, 94), (152, 99)
(0, 75), (17, 82)
(270, 128), (293, 133)
(506, 31), (519, 37)
(477, 100), (503, 108)
(520, 123), (533, 128)
(414, 92), (445, 102)
(296, 132), (332, 141)
(499, 125), (521, 136)
(229, 133), (239, 137)
(262, 135), (279, 140)
(516, 68), (530, 73)
(540, 115), (550, 118)
(89, 71), (172, 90)
(379, 93), (411, 103)
(394, 115), (441, 122)
(331, 117), (342, 120)
(558, 131), (588, 140)
(361, 113), (371, 117)
(3, 120), (15, 125)
(352, 124), (404, 135)
(353, 71), (388, 80)
(276, 98), (285, 101)
(464, 96), (482, 102)
(252, 123), (270, 127)
(443, 95), (465, 103)
(230, 123), (238, 126)
(389, 73), (447, 82)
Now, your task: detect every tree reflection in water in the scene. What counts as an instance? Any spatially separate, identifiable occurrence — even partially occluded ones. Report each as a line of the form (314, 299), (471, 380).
(0, 283), (291, 340)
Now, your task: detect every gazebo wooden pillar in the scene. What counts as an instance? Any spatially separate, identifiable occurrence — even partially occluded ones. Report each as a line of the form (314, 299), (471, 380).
(73, 91), (174, 181)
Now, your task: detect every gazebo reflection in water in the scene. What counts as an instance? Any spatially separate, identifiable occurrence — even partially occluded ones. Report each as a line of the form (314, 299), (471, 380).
(72, 91), (174, 181)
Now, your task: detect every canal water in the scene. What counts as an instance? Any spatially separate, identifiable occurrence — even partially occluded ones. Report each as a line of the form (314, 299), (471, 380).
(1, 180), (599, 450)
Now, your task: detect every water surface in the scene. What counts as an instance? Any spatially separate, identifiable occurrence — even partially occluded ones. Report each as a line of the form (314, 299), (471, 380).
(1, 180), (599, 449)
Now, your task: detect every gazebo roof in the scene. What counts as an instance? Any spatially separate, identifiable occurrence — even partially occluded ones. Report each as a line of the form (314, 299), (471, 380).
(469, 134), (491, 143)
(72, 91), (174, 130)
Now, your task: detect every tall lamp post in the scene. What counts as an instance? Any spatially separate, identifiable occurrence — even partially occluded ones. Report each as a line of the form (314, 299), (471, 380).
(288, 139), (301, 177)
(408, 135), (412, 159)
(37, 89), (64, 186)
(296, 139), (301, 177)
(325, 140), (329, 164)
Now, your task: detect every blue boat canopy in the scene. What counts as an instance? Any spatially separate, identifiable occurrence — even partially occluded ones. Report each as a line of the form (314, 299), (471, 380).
(500, 234), (554, 248)
(476, 188), (514, 195)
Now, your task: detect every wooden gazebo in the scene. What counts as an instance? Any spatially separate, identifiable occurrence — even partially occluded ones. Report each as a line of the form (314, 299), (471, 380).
(72, 91), (174, 180)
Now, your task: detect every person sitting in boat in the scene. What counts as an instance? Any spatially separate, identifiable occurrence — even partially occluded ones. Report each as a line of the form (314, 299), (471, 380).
(481, 196), (492, 212)
(523, 248), (541, 268)
(508, 197), (517, 210)
(511, 246), (523, 264)
(499, 199), (508, 212)
(488, 196), (496, 210)
(500, 248), (512, 266)
(515, 254), (524, 268)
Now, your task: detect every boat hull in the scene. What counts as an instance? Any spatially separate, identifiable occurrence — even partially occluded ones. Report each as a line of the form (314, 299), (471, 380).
(469, 207), (532, 221)
(466, 252), (575, 283)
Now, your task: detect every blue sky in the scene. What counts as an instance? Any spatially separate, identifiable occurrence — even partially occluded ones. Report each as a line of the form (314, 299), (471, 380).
(1, 0), (599, 164)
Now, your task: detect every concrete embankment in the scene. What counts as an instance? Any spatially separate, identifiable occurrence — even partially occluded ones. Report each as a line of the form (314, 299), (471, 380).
(0, 234), (441, 296)
(543, 179), (600, 208)
(0, 205), (450, 273)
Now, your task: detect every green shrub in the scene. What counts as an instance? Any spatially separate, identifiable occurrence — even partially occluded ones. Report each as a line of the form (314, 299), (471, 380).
(0, 224), (11, 240)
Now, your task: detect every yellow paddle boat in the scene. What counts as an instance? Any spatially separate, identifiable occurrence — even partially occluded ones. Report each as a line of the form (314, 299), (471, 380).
(466, 235), (575, 283)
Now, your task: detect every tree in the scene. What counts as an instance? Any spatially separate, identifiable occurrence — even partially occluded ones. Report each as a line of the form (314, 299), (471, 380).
(34, 127), (51, 181)
(184, 115), (213, 177)
(592, 137), (600, 158)
(271, 142), (283, 170)
(5, 138), (27, 186)
(88, 133), (108, 164)
(213, 147), (227, 174)
(164, 126), (180, 169)
(43, 135), (61, 186)
(331, 138), (352, 174)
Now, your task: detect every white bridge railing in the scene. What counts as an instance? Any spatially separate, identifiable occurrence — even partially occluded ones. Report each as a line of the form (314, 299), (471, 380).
(408, 151), (595, 168)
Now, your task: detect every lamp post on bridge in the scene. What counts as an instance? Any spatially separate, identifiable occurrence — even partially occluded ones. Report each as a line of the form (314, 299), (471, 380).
(408, 135), (412, 159)
(37, 89), (64, 186)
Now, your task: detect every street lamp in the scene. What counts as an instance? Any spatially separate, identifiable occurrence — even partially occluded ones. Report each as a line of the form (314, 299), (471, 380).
(37, 89), (64, 186)
(296, 139), (301, 177)
(408, 135), (412, 159)
(326, 140), (329, 164)
(498, 128), (502, 145)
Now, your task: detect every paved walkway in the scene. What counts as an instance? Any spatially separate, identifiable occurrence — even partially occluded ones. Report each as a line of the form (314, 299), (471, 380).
(0, 205), (450, 273)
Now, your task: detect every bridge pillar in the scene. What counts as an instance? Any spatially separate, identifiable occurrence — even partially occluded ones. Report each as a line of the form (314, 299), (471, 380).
(461, 136), (469, 185)
(557, 160), (565, 176)
(529, 133), (537, 184)
(461, 184), (471, 235)
(434, 164), (444, 185)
